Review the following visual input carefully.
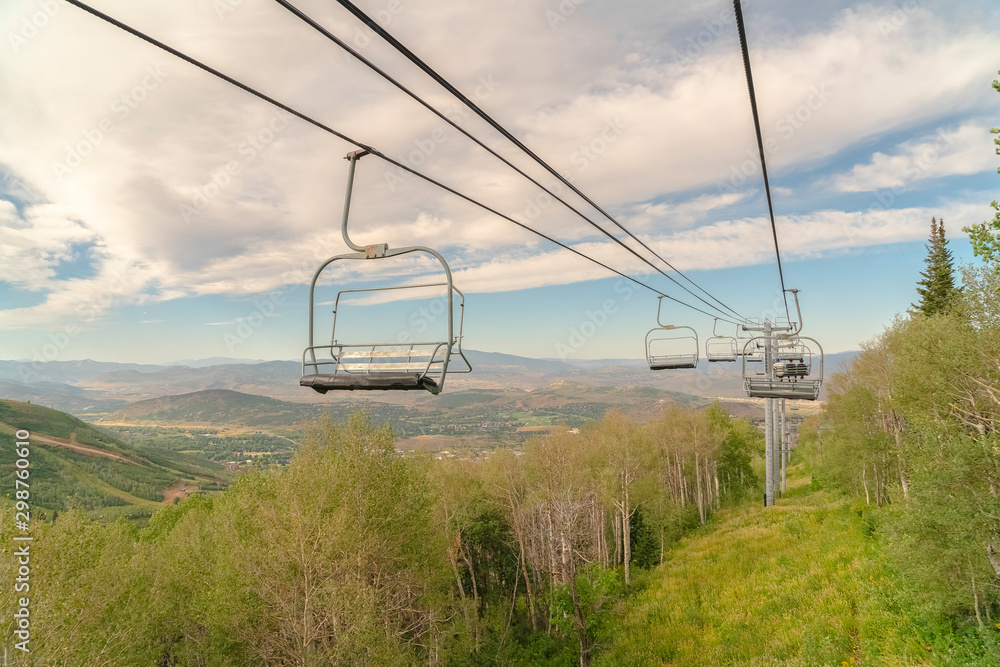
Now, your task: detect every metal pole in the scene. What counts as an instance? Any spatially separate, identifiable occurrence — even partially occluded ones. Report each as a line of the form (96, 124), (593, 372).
(763, 320), (774, 506)
(772, 396), (780, 498)
(780, 398), (787, 494)
(765, 397), (773, 506)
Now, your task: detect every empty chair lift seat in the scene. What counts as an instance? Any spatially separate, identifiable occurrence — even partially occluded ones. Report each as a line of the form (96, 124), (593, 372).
(301, 344), (460, 395)
(649, 354), (698, 370)
(646, 309), (699, 371)
(301, 347), (446, 393)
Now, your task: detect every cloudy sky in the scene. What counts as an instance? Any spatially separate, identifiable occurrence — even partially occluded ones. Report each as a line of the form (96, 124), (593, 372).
(0, 0), (998, 365)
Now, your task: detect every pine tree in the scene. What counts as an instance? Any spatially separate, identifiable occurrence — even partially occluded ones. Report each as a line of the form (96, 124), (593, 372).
(913, 217), (959, 316)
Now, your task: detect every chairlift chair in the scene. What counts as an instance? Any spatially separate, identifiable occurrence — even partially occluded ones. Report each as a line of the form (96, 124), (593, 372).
(300, 150), (471, 395)
(742, 335), (823, 400)
(646, 297), (699, 370)
(705, 318), (738, 362)
(734, 323), (763, 361)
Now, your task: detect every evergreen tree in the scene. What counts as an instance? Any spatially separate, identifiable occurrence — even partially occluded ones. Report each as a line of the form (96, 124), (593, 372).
(913, 217), (958, 316)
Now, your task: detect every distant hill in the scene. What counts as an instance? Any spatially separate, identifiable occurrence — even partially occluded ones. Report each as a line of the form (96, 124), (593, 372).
(0, 359), (163, 384)
(70, 354), (758, 403)
(109, 389), (320, 426)
(98, 383), (702, 434)
(0, 379), (126, 414)
(79, 361), (303, 403)
(167, 357), (271, 367)
(0, 399), (227, 514)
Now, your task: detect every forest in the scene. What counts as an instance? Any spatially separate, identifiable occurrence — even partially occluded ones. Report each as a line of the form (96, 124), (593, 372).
(800, 223), (1000, 634)
(0, 404), (761, 666)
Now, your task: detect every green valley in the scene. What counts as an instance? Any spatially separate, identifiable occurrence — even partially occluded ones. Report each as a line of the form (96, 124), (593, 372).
(0, 399), (232, 521)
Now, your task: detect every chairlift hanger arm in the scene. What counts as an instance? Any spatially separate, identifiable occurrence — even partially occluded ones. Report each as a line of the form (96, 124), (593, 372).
(786, 289), (803, 336)
(712, 318), (725, 338)
(741, 289), (803, 334)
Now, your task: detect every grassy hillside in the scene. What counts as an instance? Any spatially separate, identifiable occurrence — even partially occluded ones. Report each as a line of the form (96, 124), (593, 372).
(0, 399), (229, 515)
(596, 465), (1000, 666)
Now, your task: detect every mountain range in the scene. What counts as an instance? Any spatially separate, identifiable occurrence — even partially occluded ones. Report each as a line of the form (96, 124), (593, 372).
(0, 350), (858, 418)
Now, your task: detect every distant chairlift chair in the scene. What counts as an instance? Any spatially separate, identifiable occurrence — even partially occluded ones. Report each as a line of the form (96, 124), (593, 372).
(705, 318), (738, 362)
(740, 292), (823, 400)
(300, 150), (471, 395)
(646, 297), (699, 370)
(735, 321), (764, 362)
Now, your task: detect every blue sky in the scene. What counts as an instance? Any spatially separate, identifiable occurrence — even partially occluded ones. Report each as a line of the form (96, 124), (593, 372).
(0, 0), (997, 365)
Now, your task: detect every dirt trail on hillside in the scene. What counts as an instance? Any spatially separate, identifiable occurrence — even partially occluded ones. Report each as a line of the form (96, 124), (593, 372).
(34, 431), (136, 464)
(161, 482), (192, 505)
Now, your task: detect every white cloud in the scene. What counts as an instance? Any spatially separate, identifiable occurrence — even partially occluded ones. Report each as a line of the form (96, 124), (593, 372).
(623, 192), (752, 232)
(328, 200), (996, 306)
(0, 257), (154, 330)
(0, 0), (997, 334)
(0, 201), (96, 287)
(833, 123), (998, 192)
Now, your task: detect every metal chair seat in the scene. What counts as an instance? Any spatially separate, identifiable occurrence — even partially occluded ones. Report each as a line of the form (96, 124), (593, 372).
(301, 373), (439, 394)
(649, 357), (698, 370)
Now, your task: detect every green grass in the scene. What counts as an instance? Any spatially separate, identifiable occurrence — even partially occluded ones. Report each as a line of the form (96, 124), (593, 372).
(594, 465), (980, 666)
